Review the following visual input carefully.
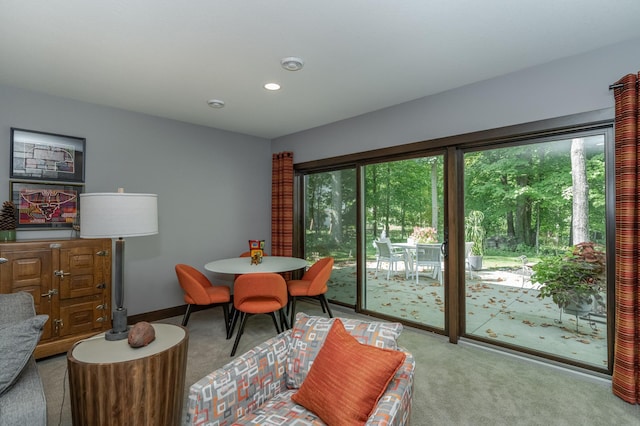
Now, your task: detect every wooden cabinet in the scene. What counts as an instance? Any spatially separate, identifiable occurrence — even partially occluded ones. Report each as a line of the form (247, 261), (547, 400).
(0, 238), (112, 358)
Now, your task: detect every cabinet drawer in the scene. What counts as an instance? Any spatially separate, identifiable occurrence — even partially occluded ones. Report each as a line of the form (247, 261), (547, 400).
(59, 297), (109, 337)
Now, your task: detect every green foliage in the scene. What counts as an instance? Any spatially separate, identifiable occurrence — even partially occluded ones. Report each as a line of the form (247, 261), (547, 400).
(465, 210), (485, 256)
(532, 242), (606, 310)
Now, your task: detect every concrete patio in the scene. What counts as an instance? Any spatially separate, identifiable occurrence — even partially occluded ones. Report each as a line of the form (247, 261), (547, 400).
(326, 260), (608, 369)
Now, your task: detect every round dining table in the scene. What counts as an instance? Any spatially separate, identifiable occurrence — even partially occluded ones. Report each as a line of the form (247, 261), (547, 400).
(204, 256), (308, 274)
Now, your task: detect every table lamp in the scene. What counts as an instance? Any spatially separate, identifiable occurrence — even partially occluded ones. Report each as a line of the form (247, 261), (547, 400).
(80, 189), (158, 340)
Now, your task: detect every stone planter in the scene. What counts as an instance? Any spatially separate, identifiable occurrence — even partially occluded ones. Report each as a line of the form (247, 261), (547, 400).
(468, 255), (483, 271)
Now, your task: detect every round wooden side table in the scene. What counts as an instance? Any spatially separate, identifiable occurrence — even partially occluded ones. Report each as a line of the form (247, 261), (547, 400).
(67, 323), (188, 426)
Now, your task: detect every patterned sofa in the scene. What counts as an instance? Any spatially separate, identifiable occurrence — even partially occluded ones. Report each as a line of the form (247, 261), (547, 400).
(186, 313), (415, 425)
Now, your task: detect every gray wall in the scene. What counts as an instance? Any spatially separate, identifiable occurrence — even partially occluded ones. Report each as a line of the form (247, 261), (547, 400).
(272, 37), (640, 163)
(0, 84), (271, 315)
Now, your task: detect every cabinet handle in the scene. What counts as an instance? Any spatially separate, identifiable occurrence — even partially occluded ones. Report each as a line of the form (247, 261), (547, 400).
(96, 304), (108, 311)
(49, 243), (61, 249)
(96, 283), (107, 289)
(97, 250), (109, 256)
(54, 270), (71, 280)
(96, 317), (107, 323)
(0, 257), (7, 264)
(41, 289), (59, 299)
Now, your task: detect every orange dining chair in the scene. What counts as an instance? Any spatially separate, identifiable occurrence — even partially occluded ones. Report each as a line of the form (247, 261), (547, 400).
(175, 264), (231, 338)
(287, 257), (334, 326)
(230, 273), (288, 356)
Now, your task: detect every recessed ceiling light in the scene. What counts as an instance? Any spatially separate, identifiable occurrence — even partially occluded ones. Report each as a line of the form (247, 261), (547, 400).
(281, 57), (304, 71)
(207, 99), (225, 108)
(264, 83), (281, 91)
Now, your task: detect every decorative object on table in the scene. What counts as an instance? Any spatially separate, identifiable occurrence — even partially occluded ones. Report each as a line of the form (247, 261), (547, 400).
(248, 239), (265, 264)
(408, 226), (437, 244)
(80, 188), (158, 341)
(10, 127), (85, 183)
(127, 321), (156, 348)
(0, 201), (17, 241)
(532, 241), (606, 327)
(10, 181), (83, 229)
(465, 210), (485, 270)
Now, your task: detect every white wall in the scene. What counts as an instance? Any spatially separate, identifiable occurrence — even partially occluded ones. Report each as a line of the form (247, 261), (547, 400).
(0, 84), (272, 315)
(273, 37), (640, 163)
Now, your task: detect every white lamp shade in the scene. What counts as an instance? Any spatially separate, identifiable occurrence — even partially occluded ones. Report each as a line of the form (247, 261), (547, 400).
(80, 193), (158, 238)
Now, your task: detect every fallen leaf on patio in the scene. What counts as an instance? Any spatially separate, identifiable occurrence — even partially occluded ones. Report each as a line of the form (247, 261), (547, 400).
(522, 320), (535, 326)
(540, 323), (553, 327)
(561, 335), (573, 339)
(382, 303), (391, 306)
(468, 311), (474, 315)
(486, 328), (494, 333)
(417, 295), (424, 300)
(504, 334), (516, 338)
(578, 339), (591, 344)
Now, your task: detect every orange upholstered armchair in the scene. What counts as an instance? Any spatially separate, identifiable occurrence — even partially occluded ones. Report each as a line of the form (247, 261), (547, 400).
(287, 257), (334, 325)
(230, 273), (288, 356)
(175, 264), (231, 337)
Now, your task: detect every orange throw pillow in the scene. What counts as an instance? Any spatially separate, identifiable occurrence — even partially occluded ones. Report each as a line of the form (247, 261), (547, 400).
(291, 319), (406, 425)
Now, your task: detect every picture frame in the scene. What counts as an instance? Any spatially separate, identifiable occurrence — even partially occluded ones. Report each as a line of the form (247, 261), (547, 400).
(10, 127), (86, 183)
(10, 181), (83, 229)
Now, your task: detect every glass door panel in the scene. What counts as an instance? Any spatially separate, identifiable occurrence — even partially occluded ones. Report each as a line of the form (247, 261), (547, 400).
(363, 156), (445, 329)
(303, 169), (357, 306)
(463, 135), (609, 368)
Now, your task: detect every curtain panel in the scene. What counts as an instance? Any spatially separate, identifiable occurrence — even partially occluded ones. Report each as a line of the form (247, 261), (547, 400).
(612, 72), (640, 404)
(271, 152), (294, 257)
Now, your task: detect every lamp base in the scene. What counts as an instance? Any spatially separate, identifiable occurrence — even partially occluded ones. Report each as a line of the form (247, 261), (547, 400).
(105, 307), (130, 341)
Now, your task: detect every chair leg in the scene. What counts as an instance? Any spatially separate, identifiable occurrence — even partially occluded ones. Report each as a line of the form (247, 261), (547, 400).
(228, 307), (240, 339)
(221, 302), (230, 339)
(230, 312), (248, 357)
(279, 308), (290, 330)
(182, 304), (193, 326)
(269, 312), (281, 334)
(289, 296), (297, 326)
(319, 294), (333, 318)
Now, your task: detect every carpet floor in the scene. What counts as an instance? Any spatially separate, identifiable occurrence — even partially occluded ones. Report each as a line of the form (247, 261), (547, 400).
(38, 300), (639, 425)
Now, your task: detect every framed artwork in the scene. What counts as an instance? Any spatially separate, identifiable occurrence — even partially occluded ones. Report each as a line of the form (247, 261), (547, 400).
(10, 181), (83, 229)
(10, 128), (86, 183)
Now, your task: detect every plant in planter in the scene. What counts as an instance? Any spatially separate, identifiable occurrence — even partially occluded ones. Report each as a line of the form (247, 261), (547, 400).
(532, 242), (606, 317)
(465, 210), (485, 270)
(0, 201), (17, 242)
(409, 226), (438, 244)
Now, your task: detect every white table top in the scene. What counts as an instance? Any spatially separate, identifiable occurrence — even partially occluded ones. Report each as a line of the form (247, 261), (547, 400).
(204, 256), (308, 274)
(70, 323), (186, 364)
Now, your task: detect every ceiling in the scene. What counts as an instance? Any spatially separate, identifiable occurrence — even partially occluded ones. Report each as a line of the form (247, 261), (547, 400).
(2, 1), (640, 140)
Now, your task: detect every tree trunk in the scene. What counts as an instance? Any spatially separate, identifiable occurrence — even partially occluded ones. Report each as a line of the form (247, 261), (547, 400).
(431, 162), (438, 230)
(330, 172), (342, 243)
(571, 138), (589, 244)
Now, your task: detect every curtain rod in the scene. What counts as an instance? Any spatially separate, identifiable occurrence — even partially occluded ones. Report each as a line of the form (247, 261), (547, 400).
(609, 79), (638, 90)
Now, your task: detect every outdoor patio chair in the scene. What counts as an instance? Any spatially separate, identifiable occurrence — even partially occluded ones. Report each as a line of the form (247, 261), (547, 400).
(414, 243), (443, 284)
(465, 242), (475, 279)
(374, 239), (409, 280)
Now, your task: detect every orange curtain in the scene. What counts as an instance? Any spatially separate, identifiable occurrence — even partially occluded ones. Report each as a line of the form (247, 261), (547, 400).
(612, 72), (640, 404)
(271, 152), (294, 257)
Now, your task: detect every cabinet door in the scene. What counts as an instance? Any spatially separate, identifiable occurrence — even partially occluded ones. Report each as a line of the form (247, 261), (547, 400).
(57, 241), (111, 337)
(0, 246), (54, 341)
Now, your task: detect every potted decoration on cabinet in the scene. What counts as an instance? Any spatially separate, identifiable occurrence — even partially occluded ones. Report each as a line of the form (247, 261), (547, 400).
(0, 201), (17, 242)
(465, 210), (485, 271)
(532, 242), (606, 318)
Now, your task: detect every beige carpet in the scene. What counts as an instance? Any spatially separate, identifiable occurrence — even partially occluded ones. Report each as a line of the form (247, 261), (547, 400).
(38, 300), (639, 426)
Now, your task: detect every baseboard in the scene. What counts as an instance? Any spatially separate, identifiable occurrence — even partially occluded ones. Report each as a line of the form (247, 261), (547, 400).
(127, 304), (214, 324)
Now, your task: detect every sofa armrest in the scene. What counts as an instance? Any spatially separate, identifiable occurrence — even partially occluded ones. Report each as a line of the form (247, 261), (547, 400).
(366, 348), (415, 426)
(186, 331), (291, 426)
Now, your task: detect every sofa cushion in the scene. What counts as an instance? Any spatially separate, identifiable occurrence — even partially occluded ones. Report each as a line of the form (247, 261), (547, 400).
(287, 312), (403, 389)
(0, 315), (48, 396)
(291, 319), (406, 425)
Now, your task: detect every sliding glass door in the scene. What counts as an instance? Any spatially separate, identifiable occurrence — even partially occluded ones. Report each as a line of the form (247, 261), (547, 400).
(303, 168), (357, 307)
(362, 156), (445, 329)
(462, 132), (611, 368)
(297, 114), (613, 373)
